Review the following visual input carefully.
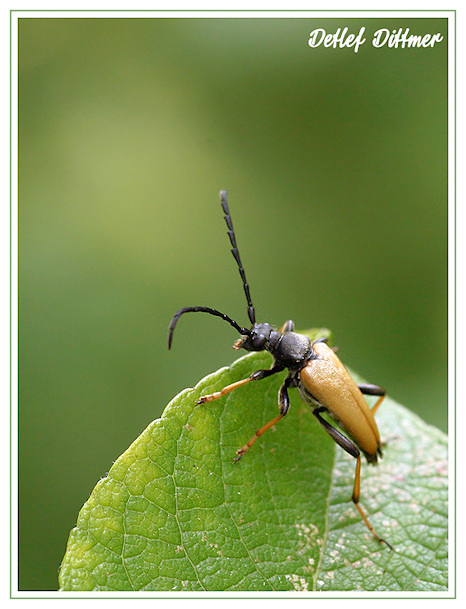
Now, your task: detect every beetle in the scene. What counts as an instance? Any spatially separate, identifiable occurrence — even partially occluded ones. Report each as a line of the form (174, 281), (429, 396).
(168, 190), (392, 549)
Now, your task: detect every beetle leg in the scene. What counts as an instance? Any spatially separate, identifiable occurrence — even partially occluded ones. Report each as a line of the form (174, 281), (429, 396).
(279, 319), (295, 333)
(357, 383), (386, 415)
(234, 375), (293, 461)
(312, 407), (359, 458)
(197, 364), (284, 404)
(311, 337), (329, 345)
(352, 455), (393, 550)
(313, 407), (392, 550)
(311, 336), (340, 353)
(371, 395), (385, 415)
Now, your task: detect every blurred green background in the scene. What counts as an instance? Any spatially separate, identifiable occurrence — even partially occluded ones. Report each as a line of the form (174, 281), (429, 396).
(18, 17), (448, 590)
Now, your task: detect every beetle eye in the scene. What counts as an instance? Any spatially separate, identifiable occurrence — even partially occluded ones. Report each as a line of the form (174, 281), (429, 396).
(251, 331), (266, 350)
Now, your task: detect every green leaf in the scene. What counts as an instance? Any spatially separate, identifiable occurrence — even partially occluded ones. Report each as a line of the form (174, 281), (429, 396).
(59, 329), (448, 592)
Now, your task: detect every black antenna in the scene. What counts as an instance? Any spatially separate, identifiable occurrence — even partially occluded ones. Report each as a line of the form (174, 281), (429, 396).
(168, 306), (248, 349)
(220, 190), (256, 325)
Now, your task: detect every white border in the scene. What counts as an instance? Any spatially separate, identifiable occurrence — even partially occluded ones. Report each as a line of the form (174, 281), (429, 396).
(447, 8), (457, 605)
(10, 9), (19, 601)
(8, 9), (456, 19)
(9, 8), (455, 601)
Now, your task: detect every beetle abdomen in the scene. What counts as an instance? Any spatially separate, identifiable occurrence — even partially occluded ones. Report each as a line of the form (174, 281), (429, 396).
(299, 342), (380, 459)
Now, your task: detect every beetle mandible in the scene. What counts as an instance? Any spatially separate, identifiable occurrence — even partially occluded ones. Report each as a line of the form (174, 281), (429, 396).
(168, 190), (392, 549)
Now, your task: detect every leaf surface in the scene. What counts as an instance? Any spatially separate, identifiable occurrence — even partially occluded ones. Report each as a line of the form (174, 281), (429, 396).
(59, 330), (448, 592)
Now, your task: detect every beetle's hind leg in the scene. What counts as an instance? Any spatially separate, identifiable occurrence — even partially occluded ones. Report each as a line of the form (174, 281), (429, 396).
(357, 383), (386, 415)
(352, 455), (393, 550)
(234, 375), (294, 462)
(313, 407), (392, 550)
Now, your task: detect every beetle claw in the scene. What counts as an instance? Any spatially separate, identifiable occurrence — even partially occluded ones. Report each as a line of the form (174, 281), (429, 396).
(233, 450), (244, 463)
(379, 537), (394, 551)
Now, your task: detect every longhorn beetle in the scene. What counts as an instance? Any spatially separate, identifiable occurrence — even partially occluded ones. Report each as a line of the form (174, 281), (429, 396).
(168, 190), (392, 549)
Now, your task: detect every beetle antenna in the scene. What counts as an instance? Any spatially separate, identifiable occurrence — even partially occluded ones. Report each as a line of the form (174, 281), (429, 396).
(168, 306), (249, 349)
(220, 190), (256, 325)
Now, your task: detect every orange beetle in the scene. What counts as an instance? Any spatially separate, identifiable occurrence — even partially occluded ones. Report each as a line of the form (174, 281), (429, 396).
(169, 190), (391, 549)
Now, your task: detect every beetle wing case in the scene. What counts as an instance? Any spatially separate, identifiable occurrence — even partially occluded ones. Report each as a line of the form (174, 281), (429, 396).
(299, 342), (381, 460)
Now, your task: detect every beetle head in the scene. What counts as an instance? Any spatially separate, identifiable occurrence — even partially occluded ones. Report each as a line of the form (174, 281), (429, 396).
(233, 323), (273, 352)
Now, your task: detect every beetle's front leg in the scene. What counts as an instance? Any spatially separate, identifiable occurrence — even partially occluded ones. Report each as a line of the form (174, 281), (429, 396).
(197, 364), (284, 404)
(234, 375), (293, 462)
